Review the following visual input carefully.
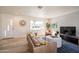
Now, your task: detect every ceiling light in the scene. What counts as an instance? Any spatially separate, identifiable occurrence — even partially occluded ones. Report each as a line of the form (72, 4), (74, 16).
(38, 6), (43, 9)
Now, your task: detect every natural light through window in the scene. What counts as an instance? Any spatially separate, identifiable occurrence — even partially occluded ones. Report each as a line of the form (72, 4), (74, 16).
(30, 20), (44, 31)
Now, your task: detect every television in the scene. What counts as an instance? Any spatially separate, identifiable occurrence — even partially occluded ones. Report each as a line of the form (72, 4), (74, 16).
(60, 26), (76, 36)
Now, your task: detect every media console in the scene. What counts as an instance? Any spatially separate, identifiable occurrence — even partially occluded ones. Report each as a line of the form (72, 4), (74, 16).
(60, 34), (79, 45)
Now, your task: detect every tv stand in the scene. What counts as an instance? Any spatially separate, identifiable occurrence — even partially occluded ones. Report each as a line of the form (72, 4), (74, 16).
(60, 34), (79, 45)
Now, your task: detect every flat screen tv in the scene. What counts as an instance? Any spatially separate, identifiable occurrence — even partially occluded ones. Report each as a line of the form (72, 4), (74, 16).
(60, 26), (76, 36)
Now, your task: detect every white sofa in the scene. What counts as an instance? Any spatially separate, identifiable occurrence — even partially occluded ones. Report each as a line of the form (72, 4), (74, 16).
(45, 36), (62, 48)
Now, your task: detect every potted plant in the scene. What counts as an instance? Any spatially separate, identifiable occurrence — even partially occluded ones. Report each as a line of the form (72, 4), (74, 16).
(46, 23), (51, 29)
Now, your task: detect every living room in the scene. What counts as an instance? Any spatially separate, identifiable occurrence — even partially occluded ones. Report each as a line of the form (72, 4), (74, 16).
(0, 6), (79, 53)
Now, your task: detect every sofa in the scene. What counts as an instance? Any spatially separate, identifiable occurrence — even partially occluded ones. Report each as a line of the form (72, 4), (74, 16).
(27, 34), (57, 53)
(45, 36), (62, 48)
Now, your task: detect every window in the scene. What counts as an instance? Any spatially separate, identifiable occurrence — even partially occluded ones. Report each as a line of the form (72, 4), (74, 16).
(30, 20), (44, 31)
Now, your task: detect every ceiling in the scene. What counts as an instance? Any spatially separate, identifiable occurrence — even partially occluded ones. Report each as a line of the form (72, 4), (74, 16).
(0, 6), (79, 18)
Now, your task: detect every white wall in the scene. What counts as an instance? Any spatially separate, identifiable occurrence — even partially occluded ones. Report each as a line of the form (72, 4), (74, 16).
(0, 14), (27, 37)
(0, 13), (46, 37)
(51, 11), (79, 36)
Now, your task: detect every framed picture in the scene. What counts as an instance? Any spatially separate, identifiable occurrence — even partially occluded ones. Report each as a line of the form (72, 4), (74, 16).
(51, 23), (57, 28)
